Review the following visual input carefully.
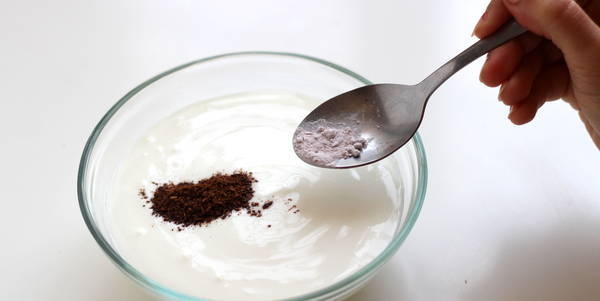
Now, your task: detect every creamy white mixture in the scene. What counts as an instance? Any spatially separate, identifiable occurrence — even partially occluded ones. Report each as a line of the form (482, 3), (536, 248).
(110, 92), (404, 300)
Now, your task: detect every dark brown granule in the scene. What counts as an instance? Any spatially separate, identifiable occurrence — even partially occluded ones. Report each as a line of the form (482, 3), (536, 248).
(248, 208), (263, 217)
(146, 171), (259, 227)
(139, 188), (148, 200)
(262, 200), (273, 210)
(267, 224), (271, 228)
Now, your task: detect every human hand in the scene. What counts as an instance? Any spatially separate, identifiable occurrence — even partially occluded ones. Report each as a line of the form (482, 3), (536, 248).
(473, 0), (600, 149)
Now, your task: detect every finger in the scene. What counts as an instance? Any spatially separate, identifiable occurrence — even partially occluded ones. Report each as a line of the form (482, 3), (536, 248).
(502, 0), (600, 68)
(539, 40), (563, 63)
(479, 33), (541, 86)
(474, 0), (512, 38)
(507, 93), (542, 125)
(499, 40), (566, 105)
(508, 62), (570, 124)
(515, 32), (545, 52)
(499, 49), (544, 105)
(480, 41), (523, 87)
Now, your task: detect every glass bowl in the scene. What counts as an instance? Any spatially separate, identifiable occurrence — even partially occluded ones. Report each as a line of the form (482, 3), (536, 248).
(78, 52), (427, 301)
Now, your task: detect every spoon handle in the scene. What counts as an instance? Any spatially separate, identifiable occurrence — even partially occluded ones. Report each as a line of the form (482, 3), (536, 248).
(418, 19), (527, 95)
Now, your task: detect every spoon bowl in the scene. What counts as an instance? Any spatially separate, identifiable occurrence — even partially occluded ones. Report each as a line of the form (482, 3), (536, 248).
(295, 84), (425, 168)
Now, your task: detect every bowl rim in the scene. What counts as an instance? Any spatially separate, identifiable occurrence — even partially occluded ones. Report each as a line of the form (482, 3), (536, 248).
(77, 51), (428, 301)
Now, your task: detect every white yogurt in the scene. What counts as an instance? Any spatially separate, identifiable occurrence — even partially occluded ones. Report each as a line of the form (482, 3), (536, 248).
(110, 91), (404, 300)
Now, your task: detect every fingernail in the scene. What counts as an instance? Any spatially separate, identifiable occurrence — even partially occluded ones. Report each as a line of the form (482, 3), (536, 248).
(498, 85), (505, 101)
(508, 105), (515, 118)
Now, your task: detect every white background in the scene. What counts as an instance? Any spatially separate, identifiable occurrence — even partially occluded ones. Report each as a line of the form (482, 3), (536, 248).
(2, 0), (599, 300)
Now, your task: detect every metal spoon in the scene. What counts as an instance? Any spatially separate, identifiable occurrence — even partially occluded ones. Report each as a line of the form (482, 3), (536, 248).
(293, 19), (527, 168)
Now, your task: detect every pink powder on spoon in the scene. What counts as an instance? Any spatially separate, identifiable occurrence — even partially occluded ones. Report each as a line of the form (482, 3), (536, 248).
(293, 119), (367, 166)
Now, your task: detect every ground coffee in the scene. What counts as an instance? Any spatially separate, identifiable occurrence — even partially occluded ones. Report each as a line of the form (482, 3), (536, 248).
(140, 171), (265, 227)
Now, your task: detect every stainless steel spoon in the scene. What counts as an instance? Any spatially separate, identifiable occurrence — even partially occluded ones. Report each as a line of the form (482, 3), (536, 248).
(293, 19), (527, 168)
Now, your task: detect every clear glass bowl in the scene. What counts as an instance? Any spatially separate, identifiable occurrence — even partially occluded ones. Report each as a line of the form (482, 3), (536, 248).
(78, 52), (427, 301)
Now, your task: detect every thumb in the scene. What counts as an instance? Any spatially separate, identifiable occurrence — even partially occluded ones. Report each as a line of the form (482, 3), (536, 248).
(502, 0), (600, 66)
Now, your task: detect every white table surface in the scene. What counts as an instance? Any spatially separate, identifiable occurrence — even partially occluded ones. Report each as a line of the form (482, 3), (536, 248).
(2, 0), (599, 300)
